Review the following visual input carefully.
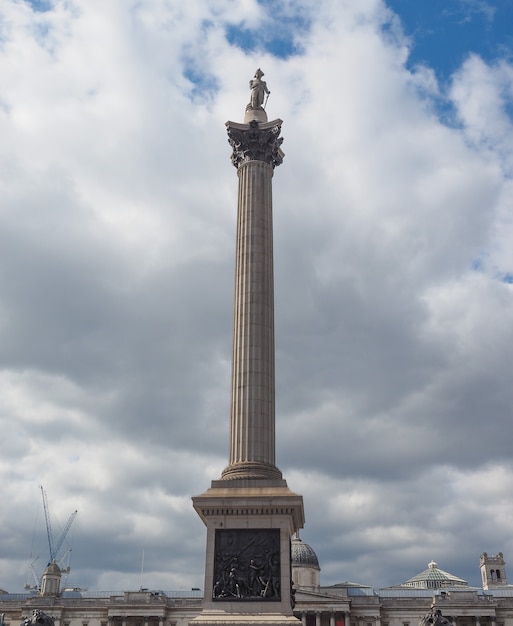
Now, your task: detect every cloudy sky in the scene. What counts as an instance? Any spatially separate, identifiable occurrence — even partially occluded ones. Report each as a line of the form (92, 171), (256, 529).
(1, 0), (513, 594)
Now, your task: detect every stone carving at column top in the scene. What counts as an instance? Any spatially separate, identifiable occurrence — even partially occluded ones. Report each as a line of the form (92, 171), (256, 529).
(228, 68), (284, 162)
(227, 120), (284, 169)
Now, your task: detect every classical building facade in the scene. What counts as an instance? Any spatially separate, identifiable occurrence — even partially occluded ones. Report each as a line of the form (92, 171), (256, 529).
(290, 544), (513, 626)
(1, 551), (513, 626)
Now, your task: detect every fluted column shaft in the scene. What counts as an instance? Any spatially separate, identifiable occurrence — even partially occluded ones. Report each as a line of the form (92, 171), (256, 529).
(230, 159), (276, 469)
(222, 119), (284, 481)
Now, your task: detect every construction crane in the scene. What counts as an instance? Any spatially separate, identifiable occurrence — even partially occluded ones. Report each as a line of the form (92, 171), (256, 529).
(24, 557), (41, 592)
(40, 486), (78, 567)
(25, 489), (78, 592)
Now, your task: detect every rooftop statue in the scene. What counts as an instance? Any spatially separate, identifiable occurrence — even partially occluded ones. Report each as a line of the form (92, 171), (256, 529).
(247, 68), (270, 112)
(21, 611), (55, 626)
(420, 608), (452, 626)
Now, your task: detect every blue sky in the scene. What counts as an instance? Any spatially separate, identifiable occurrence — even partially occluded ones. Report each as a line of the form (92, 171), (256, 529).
(224, 0), (513, 79)
(26, 0), (513, 86)
(387, 0), (513, 79)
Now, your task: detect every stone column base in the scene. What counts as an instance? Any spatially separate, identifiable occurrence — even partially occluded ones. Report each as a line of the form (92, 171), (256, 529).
(190, 610), (302, 626)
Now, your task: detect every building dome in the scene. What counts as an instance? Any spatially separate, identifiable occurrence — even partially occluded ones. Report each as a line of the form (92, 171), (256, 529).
(291, 534), (321, 589)
(291, 535), (320, 570)
(402, 560), (468, 589)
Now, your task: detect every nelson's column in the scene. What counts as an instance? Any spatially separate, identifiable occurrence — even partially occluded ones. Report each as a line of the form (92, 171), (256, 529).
(191, 70), (305, 626)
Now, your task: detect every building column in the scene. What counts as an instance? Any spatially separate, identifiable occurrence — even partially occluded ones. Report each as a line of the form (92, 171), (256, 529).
(316, 613), (322, 626)
(330, 613), (336, 626)
(301, 613), (307, 626)
(221, 118), (285, 482)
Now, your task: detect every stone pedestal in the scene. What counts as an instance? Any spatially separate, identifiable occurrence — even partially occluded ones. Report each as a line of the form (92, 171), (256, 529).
(192, 479), (304, 624)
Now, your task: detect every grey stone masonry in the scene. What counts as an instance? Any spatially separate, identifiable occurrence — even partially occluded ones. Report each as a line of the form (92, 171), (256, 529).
(191, 77), (304, 626)
(221, 118), (284, 482)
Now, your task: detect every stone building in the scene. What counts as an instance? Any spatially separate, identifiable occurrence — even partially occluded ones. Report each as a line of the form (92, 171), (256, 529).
(1, 551), (513, 626)
(290, 546), (513, 626)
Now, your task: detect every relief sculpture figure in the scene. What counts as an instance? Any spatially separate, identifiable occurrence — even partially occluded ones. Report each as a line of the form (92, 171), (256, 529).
(212, 529), (281, 601)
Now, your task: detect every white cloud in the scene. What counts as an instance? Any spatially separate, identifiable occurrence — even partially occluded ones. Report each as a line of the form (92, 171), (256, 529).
(450, 55), (513, 169)
(0, 0), (512, 593)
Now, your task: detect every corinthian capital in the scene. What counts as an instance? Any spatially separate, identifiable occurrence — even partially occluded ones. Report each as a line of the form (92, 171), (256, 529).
(226, 119), (285, 169)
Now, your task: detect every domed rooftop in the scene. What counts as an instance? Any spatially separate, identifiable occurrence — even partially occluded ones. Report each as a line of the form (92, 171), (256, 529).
(402, 560), (467, 589)
(291, 535), (320, 570)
